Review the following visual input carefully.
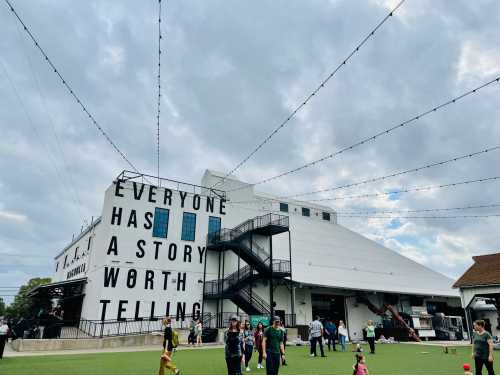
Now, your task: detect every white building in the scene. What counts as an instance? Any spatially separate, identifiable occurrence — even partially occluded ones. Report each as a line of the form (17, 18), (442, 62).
(41, 170), (461, 340)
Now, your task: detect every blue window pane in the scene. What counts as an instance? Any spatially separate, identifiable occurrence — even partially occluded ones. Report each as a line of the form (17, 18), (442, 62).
(153, 208), (170, 238)
(208, 216), (221, 234)
(181, 212), (197, 241)
(280, 203), (289, 213)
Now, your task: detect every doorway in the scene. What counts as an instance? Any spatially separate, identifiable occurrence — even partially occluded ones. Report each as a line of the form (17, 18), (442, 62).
(311, 294), (346, 324)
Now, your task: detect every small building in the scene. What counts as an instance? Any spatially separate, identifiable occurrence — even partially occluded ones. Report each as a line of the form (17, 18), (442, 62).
(32, 170), (462, 341)
(454, 253), (500, 338)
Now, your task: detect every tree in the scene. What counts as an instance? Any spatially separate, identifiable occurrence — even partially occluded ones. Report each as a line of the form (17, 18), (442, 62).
(5, 277), (51, 319)
(0, 297), (5, 316)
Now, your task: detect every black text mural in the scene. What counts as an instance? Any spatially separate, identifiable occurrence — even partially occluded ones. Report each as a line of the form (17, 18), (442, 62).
(99, 180), (226, 321)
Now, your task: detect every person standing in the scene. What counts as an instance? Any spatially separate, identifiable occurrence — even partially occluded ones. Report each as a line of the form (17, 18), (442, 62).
(242, 321), (255, 371)
(0, 319), (9, 359)
(262, 316), (285, 375)
(188, 319), (196, 346)
(225, 315), (244, 375)
(324, 318), (337, 352)
(278, 321), (287, 366)
(309, 316), (326, 357)
(159, 318), (180, 375)
(254, 321), (265, 369)
(338, 320), (348, 352)
(365, 320), (376, 354)
(472, 320), (495, 375)
(195, 319), (203, 346)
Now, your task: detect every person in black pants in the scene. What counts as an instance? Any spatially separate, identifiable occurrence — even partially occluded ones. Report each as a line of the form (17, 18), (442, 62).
(472, 320), (495, 375)
(263, 316), (285, 375)
(365, 320), (376, 354)
(309, 316), (326, 357)
(225, 315), (243, 375)
(0, 319), (9, 359)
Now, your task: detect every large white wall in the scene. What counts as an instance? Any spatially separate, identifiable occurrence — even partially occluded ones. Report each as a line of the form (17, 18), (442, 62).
(79, 179), (227, 321)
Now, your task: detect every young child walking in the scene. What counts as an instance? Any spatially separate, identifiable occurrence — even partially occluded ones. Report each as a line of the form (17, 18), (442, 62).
(353, 353), (369, 375)
(159, 318), (180, 375)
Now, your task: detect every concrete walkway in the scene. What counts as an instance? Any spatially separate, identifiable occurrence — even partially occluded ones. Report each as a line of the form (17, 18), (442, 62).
(4, 340), (471, 358)
(3, 342), (224, 358)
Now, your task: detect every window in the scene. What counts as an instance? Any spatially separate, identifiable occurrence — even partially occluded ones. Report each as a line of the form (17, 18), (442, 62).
(56, 262), (59, 272)
(301, 207), (310, 217)
(153, 208), (170, 238)
(181, 212), (197, 241)
(208, 216), (221, 234)
(279, 203), (289, 213)
(322, 212), (331, 221)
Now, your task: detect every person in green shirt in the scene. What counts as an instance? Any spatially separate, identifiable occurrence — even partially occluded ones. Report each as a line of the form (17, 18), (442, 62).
(262, 316), (285, 375)
(365, 320), (376, 354)
(472, 320), (495, 375)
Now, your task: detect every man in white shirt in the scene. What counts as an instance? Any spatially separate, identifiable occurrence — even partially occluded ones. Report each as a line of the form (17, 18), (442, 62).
(309, 316), (326, 357)
(0, 319), (9, 359)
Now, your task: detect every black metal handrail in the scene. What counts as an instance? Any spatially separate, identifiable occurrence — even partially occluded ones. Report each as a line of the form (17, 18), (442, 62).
(207, 213), (289, 247)
(204, 259), (291, 296)
(238, 287), (270, 314)
(10, 313), (213, 340)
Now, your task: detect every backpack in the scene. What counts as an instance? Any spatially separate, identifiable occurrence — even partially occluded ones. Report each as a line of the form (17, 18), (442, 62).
(172, 329), (179, 348)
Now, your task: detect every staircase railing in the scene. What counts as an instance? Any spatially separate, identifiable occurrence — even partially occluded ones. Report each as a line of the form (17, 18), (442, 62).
(204, 259), (291, 297)
(237, 287), (270, 314)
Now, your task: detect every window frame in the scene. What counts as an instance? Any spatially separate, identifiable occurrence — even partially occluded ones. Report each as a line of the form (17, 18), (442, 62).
(153, 207), (170, 238)
(279, 203), (289, 213)
(181, 212), (197, 241)
(208, 216), (221, 234)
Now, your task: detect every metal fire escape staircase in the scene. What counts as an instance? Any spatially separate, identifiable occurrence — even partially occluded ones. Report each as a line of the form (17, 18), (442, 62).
(204, 214), (291, 315)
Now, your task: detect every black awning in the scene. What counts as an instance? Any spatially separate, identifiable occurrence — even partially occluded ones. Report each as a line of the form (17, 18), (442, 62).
(28, 277), (87, 299)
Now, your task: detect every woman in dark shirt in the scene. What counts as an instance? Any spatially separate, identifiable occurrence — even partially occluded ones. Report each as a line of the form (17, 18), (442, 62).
(472, 320), (495, 375)
(225, 315), (243, 375)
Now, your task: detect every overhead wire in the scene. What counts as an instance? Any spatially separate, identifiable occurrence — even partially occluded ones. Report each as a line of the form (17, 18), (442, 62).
(211, 0), (407, 188)
(0, 59), (84, 213)
(308, 176), (500, 202)
(227, 75), (500, 192)
(3, 0), (142, 174)
(156, 0), (163, 185)
(333, 203), (500, 215)
(228, 144), (500, 204)
(10, 16), (85, 219)
(338, 214), (500, 220)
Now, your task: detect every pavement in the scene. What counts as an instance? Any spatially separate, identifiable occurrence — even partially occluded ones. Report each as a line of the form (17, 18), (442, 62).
(3, 342), (224, 358)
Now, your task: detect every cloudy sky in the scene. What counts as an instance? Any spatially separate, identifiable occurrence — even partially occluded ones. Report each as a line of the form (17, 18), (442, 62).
(1, 0), (500, 303)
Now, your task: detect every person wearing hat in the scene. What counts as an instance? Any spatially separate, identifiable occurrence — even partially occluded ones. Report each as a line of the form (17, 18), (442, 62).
(159, 317), (180, 375)
(262, 316), (285, 375)
(225, 315), (244, 375)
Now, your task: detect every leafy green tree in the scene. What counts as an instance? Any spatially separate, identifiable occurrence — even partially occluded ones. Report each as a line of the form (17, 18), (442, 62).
(5, 277), (51, 319)
(0, 297), (5, 316)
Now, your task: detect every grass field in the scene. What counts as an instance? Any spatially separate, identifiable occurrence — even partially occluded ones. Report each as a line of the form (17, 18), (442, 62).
(2, 343), (497, 375)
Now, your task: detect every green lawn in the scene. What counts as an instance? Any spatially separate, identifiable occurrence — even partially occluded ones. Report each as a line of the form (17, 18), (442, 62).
(1, 343), (496, 375)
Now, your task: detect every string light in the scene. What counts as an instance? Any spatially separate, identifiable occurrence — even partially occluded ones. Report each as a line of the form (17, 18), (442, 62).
(339, 214), (500, 220)
(335, 203), (500, 215)
(308, 176), (500, 202)
(211, 0), (406, 188)
(4, 0), (141, 174)
(228, 76), (500, 191)
(156, 0), (163, 184)
(229, 144), (500, 204)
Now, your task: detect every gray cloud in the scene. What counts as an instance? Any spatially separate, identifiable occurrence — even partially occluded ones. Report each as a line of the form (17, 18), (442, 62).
(1, 0), (500, 302)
